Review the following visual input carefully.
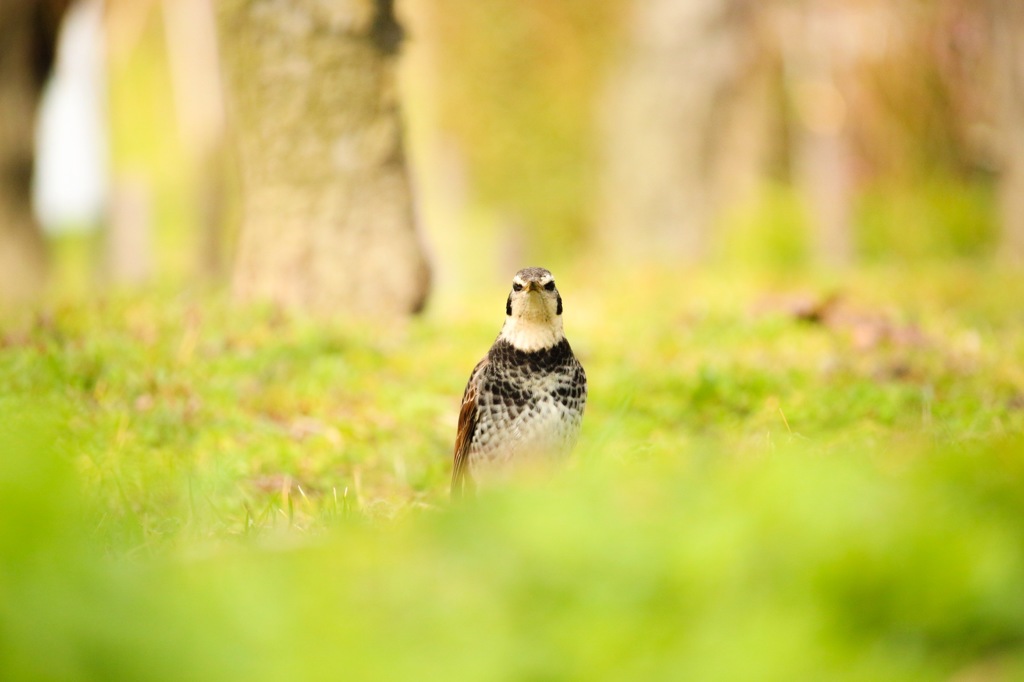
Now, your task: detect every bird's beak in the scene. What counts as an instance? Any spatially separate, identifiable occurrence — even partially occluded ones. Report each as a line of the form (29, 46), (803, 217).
(526, 281), (541, 293)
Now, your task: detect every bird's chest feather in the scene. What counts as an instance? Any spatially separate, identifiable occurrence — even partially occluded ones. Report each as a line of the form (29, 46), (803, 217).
(474, 361), (584, 459)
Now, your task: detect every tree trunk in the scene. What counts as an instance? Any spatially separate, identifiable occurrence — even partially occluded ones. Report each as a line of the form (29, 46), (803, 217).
(596, 0), (765, 262)
(162, 0), (228, 280)
(778, 1), (856, 267)
(992, 0), (1024, 263)
(0, 0), (71, 303)
(215, 0), (430, 316)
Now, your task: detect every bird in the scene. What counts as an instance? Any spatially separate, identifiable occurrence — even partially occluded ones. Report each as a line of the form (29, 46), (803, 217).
(451, 267), (587, 497)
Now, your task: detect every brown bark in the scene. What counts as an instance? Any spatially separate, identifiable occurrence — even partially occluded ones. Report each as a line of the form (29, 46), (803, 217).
(0, 0), (71, 303)
(992, 0), (1024, 263)
(216, 0), (430, 316)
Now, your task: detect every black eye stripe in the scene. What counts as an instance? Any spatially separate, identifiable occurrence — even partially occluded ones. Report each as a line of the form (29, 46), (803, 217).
(544, 281), (555, 291)
(512, 282), (524, 292)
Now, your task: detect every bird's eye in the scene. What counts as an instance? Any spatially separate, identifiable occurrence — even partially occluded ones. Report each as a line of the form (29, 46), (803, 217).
(544, 281), (556, 291)
(512, 282), (524, 292)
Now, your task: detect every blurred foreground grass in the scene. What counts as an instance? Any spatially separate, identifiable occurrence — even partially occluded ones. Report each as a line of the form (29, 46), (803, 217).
(2, 261), (1024, 679)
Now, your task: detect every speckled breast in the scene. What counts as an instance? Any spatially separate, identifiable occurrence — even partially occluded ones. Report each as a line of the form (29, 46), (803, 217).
(469, 338), (587, 471)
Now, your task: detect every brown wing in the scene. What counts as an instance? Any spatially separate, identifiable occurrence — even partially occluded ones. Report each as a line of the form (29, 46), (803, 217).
(451, 357), (487, 498)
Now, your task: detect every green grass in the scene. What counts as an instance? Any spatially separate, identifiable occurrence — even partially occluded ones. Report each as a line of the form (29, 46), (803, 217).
(2, 262), (1024, 680)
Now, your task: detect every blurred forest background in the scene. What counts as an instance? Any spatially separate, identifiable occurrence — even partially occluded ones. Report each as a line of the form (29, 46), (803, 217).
(3, 1), (1024, 680)
(3, 0), (1024, 305)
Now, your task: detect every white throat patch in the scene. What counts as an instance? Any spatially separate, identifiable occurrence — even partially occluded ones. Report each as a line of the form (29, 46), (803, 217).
(498, 281), (564, 352)
(499, 314), (564, 352)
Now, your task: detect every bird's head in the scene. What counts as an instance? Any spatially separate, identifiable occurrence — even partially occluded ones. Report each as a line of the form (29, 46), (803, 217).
(499, 267), (565, 351)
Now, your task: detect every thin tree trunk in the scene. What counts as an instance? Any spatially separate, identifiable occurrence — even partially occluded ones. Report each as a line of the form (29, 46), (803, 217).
(0, 1), (71, 303)
(778, 1), (855, 267)
(162, 0), (227, 280)
(216, 0), (430, 316)
(597, 0), (764, 263)
(992, 0), (1024, 263)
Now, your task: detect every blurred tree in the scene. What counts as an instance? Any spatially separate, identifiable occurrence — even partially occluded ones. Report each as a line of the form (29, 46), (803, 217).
(103, 0), (164, 286)
(847, 0), (998, 261)
(0, 0), (72, 303)
(776, 0), (859, 266)
(597, 0), (768, 262)
(216, 0), (430, 316)
(598, 0), (1001, 265)
(991, 0), (1024, 262)
(162, 0), (228, 280)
